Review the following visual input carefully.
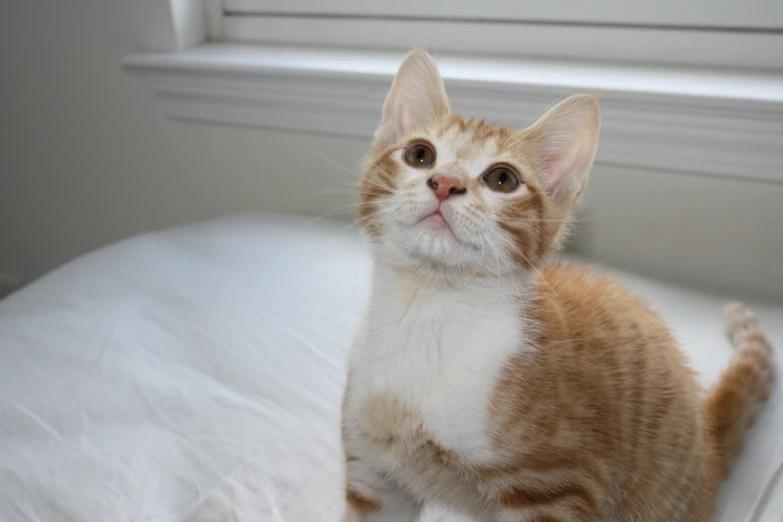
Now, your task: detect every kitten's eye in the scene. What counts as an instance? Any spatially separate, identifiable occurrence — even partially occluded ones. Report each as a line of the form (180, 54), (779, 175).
(404, 143), (436, 168)
(483, 166), (521, 193)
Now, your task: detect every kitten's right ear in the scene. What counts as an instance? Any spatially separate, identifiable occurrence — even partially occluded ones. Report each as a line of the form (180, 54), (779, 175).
(523, 94), (600, 206)
(374, 49), (451, 149)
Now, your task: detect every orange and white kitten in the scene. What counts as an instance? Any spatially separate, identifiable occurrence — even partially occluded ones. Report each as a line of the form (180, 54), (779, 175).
(341, 49), (774, 522)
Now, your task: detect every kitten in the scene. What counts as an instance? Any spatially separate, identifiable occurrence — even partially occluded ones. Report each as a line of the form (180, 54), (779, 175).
(341, 49), (773, 522)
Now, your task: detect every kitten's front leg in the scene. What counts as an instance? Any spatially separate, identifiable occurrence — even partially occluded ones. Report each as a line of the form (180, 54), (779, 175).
(342, 455), (422, 522)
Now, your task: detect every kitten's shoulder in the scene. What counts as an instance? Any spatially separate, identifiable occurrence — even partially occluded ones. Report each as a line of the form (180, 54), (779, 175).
(527, 262), (678, 378)
(536, 261), (659, 320)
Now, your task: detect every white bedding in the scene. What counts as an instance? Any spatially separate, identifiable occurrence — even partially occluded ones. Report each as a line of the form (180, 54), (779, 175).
(0, 215), (781, 522)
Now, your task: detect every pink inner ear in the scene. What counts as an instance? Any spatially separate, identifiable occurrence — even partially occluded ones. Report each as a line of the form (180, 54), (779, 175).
(526, 94), (599, 205)
(374, 50), (451, 149)
(543, 139), (594, 204)
(375, 95), (420, 147)
(545, 163), (570, 204)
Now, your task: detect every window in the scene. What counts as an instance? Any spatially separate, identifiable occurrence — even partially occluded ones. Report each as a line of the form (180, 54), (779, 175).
(126, 1), (783, 186)
(212, 0), (783, 69)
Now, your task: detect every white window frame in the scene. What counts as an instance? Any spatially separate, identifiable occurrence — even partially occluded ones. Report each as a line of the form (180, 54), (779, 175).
(212, 0), (783, 70)
(125, 0), (783, 186)
(222, 0), (783, 29)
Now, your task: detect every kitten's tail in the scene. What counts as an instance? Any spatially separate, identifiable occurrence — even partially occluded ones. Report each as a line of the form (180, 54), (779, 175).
(703, 303), (774, 478)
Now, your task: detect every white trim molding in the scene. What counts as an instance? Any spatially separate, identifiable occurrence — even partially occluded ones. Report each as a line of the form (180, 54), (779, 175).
(124, 44), (783, 185)
(218, 17), (783, 71)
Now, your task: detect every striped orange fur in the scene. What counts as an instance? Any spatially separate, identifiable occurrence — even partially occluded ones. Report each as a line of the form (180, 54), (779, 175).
(341, 49), (774, 522)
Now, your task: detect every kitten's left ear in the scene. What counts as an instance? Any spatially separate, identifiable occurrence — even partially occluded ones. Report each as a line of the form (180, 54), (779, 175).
(524, 94), (600, 205)
(374, 49), (451, 149)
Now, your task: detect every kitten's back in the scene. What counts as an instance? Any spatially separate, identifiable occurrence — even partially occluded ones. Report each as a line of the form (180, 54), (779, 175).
(489, 264), (772, 520)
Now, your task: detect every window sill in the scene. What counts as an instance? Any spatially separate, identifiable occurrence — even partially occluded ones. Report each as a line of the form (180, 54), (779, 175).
(123, 44), (783, 184)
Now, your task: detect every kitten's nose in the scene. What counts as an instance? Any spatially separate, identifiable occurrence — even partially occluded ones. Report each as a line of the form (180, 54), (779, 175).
(427, 174), (466, 202)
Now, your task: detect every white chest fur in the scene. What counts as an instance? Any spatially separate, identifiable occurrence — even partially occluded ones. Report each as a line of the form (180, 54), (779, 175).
(348, 265), (529, 463)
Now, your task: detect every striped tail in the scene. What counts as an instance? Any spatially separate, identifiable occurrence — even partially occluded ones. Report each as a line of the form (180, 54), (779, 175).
(703, 303), (774, 477)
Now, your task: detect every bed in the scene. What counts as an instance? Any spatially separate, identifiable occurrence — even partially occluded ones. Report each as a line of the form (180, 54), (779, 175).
(0, 214), (781, 522)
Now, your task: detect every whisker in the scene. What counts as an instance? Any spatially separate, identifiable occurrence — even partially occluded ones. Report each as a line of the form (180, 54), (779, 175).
(301, 200), (389, 228)
(359, 175), (396, 192)
(493, 238), (527, 303)
(503, 217), (577, 225)
(307, 206), (392, 244)
(494, 232), (561, 301)
(478, 230), (509, 295)
(307, 187), (360, 201)
(307, 147), (361, 179)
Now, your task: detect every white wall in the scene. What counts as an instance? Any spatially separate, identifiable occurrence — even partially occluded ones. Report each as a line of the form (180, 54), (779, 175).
(0, 2), (360, 287)
(1, 1), (781, 300)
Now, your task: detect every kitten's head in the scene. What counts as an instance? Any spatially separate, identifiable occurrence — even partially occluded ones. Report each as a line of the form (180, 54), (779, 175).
(358, 49), (600, 276)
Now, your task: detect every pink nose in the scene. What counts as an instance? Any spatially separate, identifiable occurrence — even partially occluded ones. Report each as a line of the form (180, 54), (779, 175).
(427, 174), (466, 202)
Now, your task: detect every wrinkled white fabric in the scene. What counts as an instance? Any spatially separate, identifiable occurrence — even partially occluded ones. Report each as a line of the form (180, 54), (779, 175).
(0, 215), (780, 522)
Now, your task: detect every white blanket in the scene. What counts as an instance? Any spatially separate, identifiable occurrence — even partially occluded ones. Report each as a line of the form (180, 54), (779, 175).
(0, 215), (781, 521)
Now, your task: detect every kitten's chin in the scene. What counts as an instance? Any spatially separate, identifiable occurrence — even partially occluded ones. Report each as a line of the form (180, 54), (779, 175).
(392, 221), (480, 270)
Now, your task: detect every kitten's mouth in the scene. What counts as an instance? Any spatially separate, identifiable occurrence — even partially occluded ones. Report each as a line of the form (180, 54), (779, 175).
(417, 210), (453, 233)
(408, 208), (481, 252)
